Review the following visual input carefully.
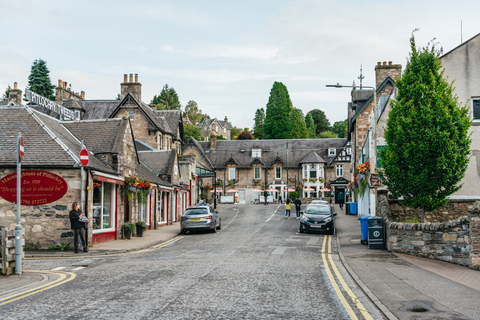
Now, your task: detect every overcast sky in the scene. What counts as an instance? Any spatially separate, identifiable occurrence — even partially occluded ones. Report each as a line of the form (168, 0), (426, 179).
(1, 0), (480, 130)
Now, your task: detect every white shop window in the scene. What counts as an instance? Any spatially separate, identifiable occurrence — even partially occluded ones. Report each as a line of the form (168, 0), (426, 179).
(92, 181), (115, 232)
(138, 194), (151, 226)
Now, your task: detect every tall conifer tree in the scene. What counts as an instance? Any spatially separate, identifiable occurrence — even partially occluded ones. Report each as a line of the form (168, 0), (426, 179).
(253, 108), (265, 139)
(264, 82), (292, 139)
(27, 59), (55, 100)
(289, 108), (308, 139)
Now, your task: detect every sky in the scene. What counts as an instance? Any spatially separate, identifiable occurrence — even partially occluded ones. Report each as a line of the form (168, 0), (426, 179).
(1, 0), (480, 130)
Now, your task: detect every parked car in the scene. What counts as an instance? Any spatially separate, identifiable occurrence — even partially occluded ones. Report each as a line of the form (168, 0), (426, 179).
(180, 205), (221, 234)
(311, 200), (329, 205)
(299, 204), (336, 234)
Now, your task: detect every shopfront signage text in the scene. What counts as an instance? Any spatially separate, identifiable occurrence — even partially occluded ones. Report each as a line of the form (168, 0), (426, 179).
(25, 89), (76, 120)
(0, 170), (68, 205)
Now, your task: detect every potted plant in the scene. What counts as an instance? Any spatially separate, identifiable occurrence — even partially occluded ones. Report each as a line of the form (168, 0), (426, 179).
(135, 221), (147, 237)
(253, 179), (261, 185)
(122, 222), (135, 239)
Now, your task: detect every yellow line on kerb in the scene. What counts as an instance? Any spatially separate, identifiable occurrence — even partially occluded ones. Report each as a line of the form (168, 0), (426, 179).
(0, 270), (76, 306)
(322, 236), (373, 320)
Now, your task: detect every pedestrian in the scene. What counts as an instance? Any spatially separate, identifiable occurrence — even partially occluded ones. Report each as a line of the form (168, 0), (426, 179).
(278, 194), (282, 204)
(197, 198), (207, 206)
(285, 199), (291, 219)
(69, 202), (88, 253)
(338, 191), (345, 209)
(294, 196), (302, 219)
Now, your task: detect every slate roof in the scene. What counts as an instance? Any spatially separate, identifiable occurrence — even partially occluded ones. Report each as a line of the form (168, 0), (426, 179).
(0, 106), (116, 174)
(154, 109), (184, 141)
(197, 117), (231, 130)
(197, 138), (348, 169)
(80, 100), (120, 120)
(138, 150), (175, 176)
(136, 162), (171, 186)
(299, 151), (326, 164)
(63, 98), (85, 111)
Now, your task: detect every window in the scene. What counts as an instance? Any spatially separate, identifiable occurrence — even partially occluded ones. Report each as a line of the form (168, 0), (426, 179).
(229, 167), (236, 180)
(473, 99), (480, 121)
(275, 167), (281, 179)
(254, 167), (261, 180)
(138, 196), (150, 226)
(336, 165), (343, 177)
(328, 148), (336, 156)
(224, 127), (226, 133)
(252, 149), (262, 158)
(92, 181), (115, 231)
(310, 164), (317, 178)
(128, 111), (134, 121)
(303, 165), (308, 179)
(74, 110), (81, 120)
(346, 148), (351, 155)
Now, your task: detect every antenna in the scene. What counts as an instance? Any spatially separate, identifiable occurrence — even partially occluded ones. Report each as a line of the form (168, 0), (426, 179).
(358, 64), (365, 90)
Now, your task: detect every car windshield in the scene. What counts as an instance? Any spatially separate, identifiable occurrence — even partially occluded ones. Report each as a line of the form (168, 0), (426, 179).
(305, 205), (331, 215)
(311, 200), (328, 204)
(185, 208), (208, 215)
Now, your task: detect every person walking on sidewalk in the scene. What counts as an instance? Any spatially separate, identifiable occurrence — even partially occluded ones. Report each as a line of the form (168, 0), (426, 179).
(285, 199), (292, 219)
(338, 191), (345, 209)
(294, 196), (302, 219)
(69, 202), (88, 253)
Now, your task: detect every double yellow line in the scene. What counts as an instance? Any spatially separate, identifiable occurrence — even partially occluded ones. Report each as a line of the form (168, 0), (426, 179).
(0, 270), (76, 306)
(322, 235), (373, 320)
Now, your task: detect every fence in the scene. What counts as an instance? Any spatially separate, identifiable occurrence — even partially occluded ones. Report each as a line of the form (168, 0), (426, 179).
(0, 227), (24, 275)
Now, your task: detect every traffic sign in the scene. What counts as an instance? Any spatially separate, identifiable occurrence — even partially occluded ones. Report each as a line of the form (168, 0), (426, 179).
(79, 149), (89, 166)
(369, 173), (381, 188)
(19, 136), (24, 162)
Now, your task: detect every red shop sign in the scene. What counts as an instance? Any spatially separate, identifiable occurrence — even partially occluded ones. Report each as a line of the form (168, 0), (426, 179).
(0, 170), (68, 206)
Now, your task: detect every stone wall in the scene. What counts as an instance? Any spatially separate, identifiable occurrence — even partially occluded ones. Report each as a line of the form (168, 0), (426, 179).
(377, 194), (480, 270)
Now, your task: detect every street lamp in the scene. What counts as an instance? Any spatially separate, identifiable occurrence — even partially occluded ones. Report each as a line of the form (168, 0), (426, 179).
(326, 83), (378, 215)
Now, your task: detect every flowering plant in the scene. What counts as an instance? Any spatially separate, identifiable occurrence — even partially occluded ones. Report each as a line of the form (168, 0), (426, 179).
(289, 177), (296, 183)
(93, 182), (101, 188)
(302, 178), (307, 183)
(216, 179), (223, 186)
(203, 184), (212, 190)
(124, 176), (152, 203)
(354, 162), (370, 175)
(319, 177), (325, 183)
(309, 178), (317, 183)
(228, 179), (236, 187)
(253, 179), (261, 184)
(135, 221), (147, 229)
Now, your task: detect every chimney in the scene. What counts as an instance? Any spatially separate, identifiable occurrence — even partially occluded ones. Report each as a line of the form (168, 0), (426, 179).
(9, 82), (22, 105)
(211, 135), (218, 149)
(121, 73), (142, 102)
(375, 61), (402, 88)
(81, 91), (85, 99)
(224, 116), (228, 122)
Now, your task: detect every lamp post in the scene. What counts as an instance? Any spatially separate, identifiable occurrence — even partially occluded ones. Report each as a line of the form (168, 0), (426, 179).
(326, 83), (378, 216)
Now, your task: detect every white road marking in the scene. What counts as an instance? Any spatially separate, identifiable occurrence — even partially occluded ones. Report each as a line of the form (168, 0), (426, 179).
(51, 267), (65, 271)
(271, 246), (289, 255)
(71, 267), (85, 271)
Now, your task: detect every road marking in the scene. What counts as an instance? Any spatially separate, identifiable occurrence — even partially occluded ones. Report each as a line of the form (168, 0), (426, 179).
(272, 246), (289, 255)
(265, 212), (276, 222)
(71, 267), (85, 271)
(223, 208), (240, 229)
(51, 267), (66, 271)
(0, 270), (76, 306)
(322, 236), (373, 320)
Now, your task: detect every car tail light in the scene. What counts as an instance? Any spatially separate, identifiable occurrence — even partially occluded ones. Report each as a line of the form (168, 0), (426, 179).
(180, 217), (187, 221)
(203, 215), (212, 220)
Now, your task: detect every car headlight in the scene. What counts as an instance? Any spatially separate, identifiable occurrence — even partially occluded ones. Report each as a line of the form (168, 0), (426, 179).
(324, 217), (331, 223)
(301, 216), (309, 223)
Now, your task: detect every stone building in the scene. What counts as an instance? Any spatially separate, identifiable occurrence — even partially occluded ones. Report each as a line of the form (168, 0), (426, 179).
(197, 116), (232, 140)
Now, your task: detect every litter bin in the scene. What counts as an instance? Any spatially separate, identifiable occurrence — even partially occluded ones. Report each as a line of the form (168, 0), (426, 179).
(350, 202), (357, 215)
(358, 216), (371, 245)
(368, 216), (384, 249)
(345, 202), (351, 215)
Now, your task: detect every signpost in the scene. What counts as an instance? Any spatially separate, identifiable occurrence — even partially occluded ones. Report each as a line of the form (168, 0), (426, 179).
(369, 173), (382, 188)
(15, 133), (23, 275)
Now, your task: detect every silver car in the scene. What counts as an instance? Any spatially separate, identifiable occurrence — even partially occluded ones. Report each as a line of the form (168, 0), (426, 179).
(180, 206), (221, 234)
(311, 200), (329, 205)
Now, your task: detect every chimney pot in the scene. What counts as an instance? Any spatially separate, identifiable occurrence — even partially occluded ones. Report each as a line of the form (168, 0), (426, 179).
(383, 61), (387, 65)
(81, 91), (85, 99)
(134, 74), (138, 83)
(129, 74), (133, 83)
(65, 82), (68, 89)
(388, 61), (392, 65)
(58, 79), (62, 87)
(14, 82), (18, 90)
(124, 74), (128, 83)
(377, 62), (381, 66)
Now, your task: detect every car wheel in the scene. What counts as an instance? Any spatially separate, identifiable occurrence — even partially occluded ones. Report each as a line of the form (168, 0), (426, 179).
(217, 218), (221, 230)
(329, 228), (335, 235)
(181, 229), (187, 235)
(299, 224), (304, 233)
(211, 225), (217, 233)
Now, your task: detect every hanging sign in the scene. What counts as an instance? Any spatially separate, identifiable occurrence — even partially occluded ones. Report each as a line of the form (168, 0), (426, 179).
(0, 170), (68, 205)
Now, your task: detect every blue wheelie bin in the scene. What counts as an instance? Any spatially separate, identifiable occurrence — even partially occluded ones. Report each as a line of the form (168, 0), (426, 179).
(350, 202), (357, 215)
(358, 216), (371, 245)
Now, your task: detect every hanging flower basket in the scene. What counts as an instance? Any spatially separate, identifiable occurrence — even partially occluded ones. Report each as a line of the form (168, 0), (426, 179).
(124, 176), (153, 204)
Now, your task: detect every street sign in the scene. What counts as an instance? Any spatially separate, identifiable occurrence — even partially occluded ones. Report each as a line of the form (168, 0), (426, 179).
(79, 149), (89, 166)
(19, 136), (24, 162)
(369, 173), (381, 188)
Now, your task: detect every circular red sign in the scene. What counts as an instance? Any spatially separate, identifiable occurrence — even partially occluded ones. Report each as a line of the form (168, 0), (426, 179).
(19, 137), (24, 162)
(79, 149), (89, 166)
(0, 170), (68, 205)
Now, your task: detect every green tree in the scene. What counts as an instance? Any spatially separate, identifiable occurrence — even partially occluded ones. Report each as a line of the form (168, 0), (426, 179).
(264, 82), (292, 139)
(289, 108), (309, 139)
(305, 113), (316, 138)
(27, 59), (55, 100)
(331, 119), (348, 138)
(184, 100), (203, 123)
(183, 123), (202, 142)
(253, 108), (265, 139)
(230, 126), (242, 139)
(237, 130), (254, 140)
(379, 33), (471, 222)
(318, 131), (337, 138)
(151, 84), (181, 110)
(116, 94), (121, 100)
(307, 109), (330, 135)
(2, 85), (11, 101)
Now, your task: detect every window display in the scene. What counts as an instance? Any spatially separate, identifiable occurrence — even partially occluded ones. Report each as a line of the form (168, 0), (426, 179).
(92, 181), (115, 231)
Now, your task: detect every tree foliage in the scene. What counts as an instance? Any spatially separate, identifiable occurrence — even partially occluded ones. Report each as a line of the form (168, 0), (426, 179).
(184, 100), (203, 123)
(289, 108), (309, 139)
(307, 109), (330, 135)
(318, 131), (337, 138)
(264, 82), (292, 139)
(151, 84), (181, 110)
(237, 130), (254, 140)
(331, 119), (348, 138)
(379, 33), (471, 219)
(27, 59), (55, 100)
(183, 123), (202, 142)
(2, 85), (11, 101)
(305, 113), (316, 138)
(230, 126), (242, 139)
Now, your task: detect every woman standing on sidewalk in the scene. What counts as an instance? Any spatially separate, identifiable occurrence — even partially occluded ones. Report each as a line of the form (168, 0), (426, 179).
(285, 199), (292, 219)
(69, 202), (88, 253)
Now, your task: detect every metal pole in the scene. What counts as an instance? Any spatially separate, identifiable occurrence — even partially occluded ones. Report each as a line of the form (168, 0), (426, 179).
(80, 141), (84, 213)
(15, 133), (23, 275)
(373, 89), (378, 216)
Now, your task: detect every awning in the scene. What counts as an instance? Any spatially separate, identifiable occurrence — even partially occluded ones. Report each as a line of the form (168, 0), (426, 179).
(252, 188), (263, 192)
(226, 189), (238, 192)
(92, 171), (124, 186)
(210, 188), (223, 193)
(320, 187), (331, 191)
(266, 188), (278, 192)
(303, 187), (314, 191)
(285, 187), (295, 191)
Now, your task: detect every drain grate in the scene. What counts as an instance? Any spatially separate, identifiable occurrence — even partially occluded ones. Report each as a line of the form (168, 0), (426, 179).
(399, 301), (437, 314)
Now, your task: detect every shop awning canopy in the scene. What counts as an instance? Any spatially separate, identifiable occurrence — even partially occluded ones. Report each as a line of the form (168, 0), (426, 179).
(320, 187), (331, 191)
(252, 188), (263, 192)
(196, 167), (215, 177)
(210, 188), (223, 193)
(227, 189), (238, 192)
(303, 187), (314, 191)
(285, 187), (295, 191)
(266, 188), (278, 192)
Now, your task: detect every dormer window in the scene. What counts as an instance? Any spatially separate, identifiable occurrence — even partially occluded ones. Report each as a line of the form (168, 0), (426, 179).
(252, 149), (262, 158)
(328, 148), (336, 156)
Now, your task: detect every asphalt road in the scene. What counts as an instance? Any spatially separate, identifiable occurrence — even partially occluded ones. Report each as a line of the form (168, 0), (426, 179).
(2, 204), (383, 319)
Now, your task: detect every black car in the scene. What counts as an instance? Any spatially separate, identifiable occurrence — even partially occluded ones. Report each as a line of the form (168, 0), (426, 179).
(299, 204), (336, 234)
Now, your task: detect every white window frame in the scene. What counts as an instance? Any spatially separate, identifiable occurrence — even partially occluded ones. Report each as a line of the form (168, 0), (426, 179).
(275, 167), (281, 179)
(473, 98), (480, 122)
(309, 164), (317, 179)
(346, 147), (351, 155)
(252, 149), (262, 158)
(336, 164), (344, 177)
(92, 182), (116, 234)
(254, 167), (261, 180)
(138, 194), (151, 226)
(229, 167), (236, 180)
(128, 111), (134, 121)
(303, 165), (308, 179)
(328, 148), (336, 156)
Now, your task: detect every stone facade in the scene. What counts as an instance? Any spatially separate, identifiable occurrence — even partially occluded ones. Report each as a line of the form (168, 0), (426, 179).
(55, 79), (85, 104)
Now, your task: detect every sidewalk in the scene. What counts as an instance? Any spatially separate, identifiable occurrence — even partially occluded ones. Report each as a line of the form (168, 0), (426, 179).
(335, 204), (480, 320)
